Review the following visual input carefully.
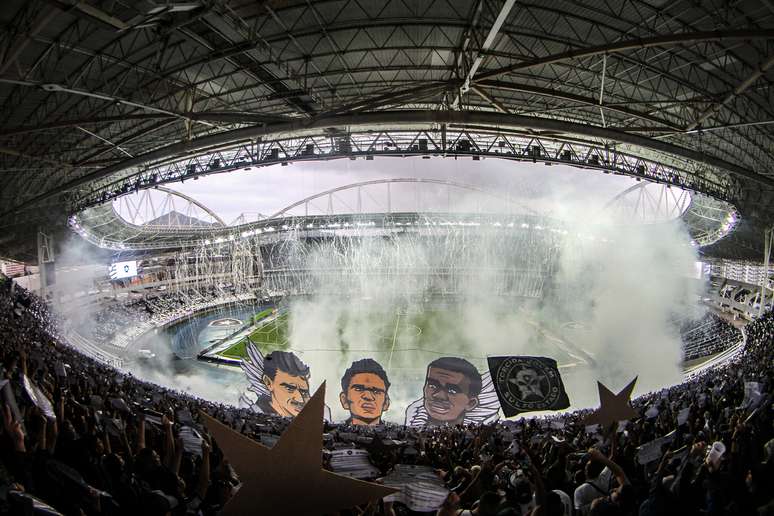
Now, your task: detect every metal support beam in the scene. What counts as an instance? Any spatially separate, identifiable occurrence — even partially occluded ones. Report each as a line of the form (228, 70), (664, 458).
(37, 228), (54, 297)
(760, 227), (773, 316)
(0, 147), (71, 168)
(686, 53), (774, 132)
(0, 8), (58, 76)
(49, 0), (129, 30)
(637, 119), (774, 136)
(474, 30), (774, 82)
(598, 54), (607, 128)
(319, 81), (453, 117)
(8, 109), (772, 215)
(180, 8), (318, 117)
(461, 0), (516, 94)
(471, 85), (509, 113)
(76, 126), (134, 158)
(303, 0), (362, 96)
(475, 80), (681, 129)
(0, 111), (291, 137)
(453, 0), (516, 108)
(0, 78), (219, 128)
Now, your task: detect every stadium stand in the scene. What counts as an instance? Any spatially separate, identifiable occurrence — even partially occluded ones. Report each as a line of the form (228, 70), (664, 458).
(66, 289), (254, 351)
(2, 1), (773, 514)
(680, 313), (743, 361)
(0, 273), (771, 515)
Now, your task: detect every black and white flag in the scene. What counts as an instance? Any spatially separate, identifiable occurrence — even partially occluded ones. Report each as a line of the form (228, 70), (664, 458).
(22, 374), (56, 420)
(740, 381), (763, 410)
(636, 429), (676, 465)
(327, 449), (380, 480)
(179, 426), (203, 457)
(487, 356), (570, 417)
(382, 464), (449, 512)
(0, 380), (23, 430)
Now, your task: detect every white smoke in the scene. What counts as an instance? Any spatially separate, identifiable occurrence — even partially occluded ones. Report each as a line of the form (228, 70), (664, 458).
(548, 221), (698, 407)
(283, 198), (699, 422)
(123, 346), (245, 406)
(50, 160), (702, 423)
(51, 234), (248, 406)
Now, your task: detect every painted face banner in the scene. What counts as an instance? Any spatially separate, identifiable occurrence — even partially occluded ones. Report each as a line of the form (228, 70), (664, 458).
(404, 357), (501, 426)
(240, 344), (333, 421)
(339, 358), (391, 426)
(200, 296), (590, 425)
(241, 342), (502, 426)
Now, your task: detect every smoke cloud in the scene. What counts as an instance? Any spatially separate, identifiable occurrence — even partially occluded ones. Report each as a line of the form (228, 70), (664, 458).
(49, 161), (702, 423)
(282, 197), (699, 422)
(51, 234), (248, 406)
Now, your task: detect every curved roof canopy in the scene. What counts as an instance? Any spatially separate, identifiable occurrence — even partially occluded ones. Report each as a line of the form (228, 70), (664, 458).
(1, 0), (774, 261)
(72, 179), (737, 252)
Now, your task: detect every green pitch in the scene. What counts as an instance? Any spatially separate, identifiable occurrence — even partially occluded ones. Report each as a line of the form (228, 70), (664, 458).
(219, 308), (436, 360)
(249, 308), (275, 325)
(217, 307), (577, 365)
(219, 310), (290, 359)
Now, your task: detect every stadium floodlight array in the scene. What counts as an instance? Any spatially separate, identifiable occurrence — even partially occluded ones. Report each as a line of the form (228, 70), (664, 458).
(72, 127), (738, 213)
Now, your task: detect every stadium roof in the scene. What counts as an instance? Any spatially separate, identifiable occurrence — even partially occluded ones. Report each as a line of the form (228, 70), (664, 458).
(1, 0), (774, 262)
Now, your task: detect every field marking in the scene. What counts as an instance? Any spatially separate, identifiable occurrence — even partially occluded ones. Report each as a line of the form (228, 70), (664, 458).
(387, 311), (401, 369)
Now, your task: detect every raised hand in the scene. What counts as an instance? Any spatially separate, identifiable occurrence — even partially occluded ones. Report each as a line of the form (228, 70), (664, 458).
(2, 405), (25, 452)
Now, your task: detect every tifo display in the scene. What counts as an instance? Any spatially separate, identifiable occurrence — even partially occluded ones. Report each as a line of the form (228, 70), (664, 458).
(3, 2), (773, 514)
(240, 346), (515, 425)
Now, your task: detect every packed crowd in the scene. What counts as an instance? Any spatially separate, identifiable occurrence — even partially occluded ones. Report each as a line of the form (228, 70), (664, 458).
(680, 312), (742, 361)
(0, 274), (771, 515)
(143, 292), (214, 316)
(72, 289), (253, 349)
(82, 292), (217, 345)
(86, 302), (152, 345)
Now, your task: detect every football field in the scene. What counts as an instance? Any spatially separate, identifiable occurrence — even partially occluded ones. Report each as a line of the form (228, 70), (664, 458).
(218, 310), (290, 359)
(216, 307), (579, 369)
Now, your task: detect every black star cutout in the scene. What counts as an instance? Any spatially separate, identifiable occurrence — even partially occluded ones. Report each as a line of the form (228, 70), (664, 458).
(199, 382), (397, 516)
(582, 376), (638, 427)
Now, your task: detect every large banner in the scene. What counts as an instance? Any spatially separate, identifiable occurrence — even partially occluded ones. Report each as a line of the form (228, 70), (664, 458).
(486, 356), (570, 417)
(403, 357), (501, 426)
(240, 343), (565, 426)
